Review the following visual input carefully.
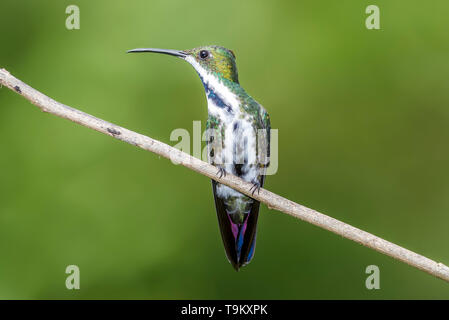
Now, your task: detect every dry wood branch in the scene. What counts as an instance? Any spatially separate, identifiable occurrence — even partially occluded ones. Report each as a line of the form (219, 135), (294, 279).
(1, 68), (448, 283)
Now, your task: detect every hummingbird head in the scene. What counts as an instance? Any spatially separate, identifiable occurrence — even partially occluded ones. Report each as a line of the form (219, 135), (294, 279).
(128, 45), (239, 84)
(183, 46), (239, 84)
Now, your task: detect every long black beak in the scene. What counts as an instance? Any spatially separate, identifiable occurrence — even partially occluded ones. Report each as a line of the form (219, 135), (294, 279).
(127, 48), (187, 58)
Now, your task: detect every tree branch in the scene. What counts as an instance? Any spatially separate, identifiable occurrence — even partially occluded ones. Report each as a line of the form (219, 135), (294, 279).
(1, 67), (448, 283)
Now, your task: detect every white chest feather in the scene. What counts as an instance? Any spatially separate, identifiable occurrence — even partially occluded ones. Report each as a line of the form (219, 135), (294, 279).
(186, 56), (259, 199)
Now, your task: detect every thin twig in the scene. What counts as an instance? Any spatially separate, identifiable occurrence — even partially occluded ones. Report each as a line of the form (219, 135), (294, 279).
(1, 67), (448, 283)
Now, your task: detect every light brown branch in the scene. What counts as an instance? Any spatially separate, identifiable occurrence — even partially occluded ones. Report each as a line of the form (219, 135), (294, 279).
(1, 68), (448, 283)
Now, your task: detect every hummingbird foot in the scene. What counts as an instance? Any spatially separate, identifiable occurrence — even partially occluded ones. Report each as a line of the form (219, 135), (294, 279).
(216, 167), (227, 179)
(249, 179), (261, 196)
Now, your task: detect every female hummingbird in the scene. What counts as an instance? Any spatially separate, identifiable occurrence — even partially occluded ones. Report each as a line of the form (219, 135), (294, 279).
(128, 46), (271, 270)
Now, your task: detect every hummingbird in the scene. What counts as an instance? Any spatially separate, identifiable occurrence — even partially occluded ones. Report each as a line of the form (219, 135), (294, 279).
(128, 46), (271, 270)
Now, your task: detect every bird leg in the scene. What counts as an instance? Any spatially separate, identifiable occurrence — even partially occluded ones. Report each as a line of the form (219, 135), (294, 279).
(216, 167), (227, 179)
(249, 179), (261, 196)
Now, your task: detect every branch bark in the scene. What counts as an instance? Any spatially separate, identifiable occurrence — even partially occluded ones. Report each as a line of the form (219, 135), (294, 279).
(1, 67), (448, 283)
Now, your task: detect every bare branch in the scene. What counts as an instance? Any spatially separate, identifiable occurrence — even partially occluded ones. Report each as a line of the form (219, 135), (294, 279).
(1, 68), (448, 283)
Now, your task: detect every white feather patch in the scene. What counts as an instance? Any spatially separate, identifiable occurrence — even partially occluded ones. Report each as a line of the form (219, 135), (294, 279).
(186, 56), (258, 199)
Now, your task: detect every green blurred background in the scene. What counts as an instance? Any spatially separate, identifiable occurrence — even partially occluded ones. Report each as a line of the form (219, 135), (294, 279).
(0, 0), (448, 299)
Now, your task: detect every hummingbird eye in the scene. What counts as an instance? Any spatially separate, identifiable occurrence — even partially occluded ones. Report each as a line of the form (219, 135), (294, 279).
(199, 50), (209, 60)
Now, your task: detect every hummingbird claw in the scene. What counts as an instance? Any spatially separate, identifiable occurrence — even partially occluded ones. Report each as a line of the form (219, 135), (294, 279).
(249, 180), (261, 196)
(216, 167), (227, 179)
